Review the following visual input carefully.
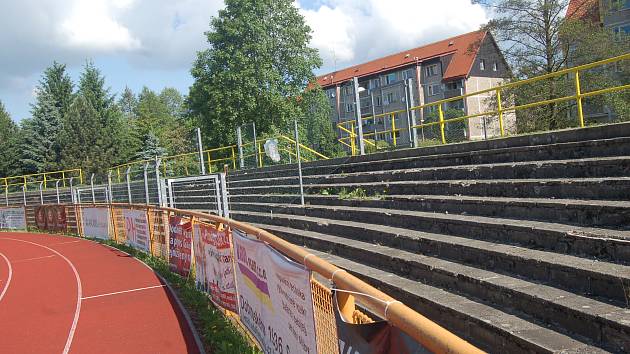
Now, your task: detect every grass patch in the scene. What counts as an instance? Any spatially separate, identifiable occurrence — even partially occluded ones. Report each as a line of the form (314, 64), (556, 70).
(100, 240), (260, 354)
(338, 187), (368, 200)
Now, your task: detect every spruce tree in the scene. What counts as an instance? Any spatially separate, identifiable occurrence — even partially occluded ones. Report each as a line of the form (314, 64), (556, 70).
(40, 62), (74, 118)
(19, 91), (62, 173)
(136, 132), (167, 160)
(0, 101), (20, 177)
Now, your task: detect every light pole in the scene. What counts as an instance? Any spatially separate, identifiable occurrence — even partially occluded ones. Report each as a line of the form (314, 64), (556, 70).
(352, 77), (366, 155)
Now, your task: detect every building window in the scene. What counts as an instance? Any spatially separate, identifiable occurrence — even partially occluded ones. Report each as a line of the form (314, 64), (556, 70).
(445, 81), (459, 90)
(403, 69), (414, 80)
(427, 84), (442, 96)
(384, 92), (395, 105)
(613, 25), (630, 41)
(479, 59), (486, 71)
(493, 61), (498, 71)
(369, 79), (381, 90)
(425, 64), (438, 77)
(346, 103), (354, 113)
(375, 96), (382, 106)
(385, 73), (398, 85)
(327, 89), (336, 98)
(610, 0), (630, 11)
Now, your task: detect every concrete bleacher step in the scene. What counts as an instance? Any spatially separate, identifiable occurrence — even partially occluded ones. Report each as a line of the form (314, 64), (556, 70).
(228, 156), (630, 187)
(245, 224), (612, 353)
(234, 210), (630, 303)
(230, 203), (630, 263)
(228, 194), (630, 229)
(227, 177), (630, 200)
(247, 222), (630, 353)
(229, 135), (630, 182)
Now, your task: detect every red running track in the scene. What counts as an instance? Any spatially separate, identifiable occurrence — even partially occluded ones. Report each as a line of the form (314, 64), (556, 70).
(0, 232), (203, 354)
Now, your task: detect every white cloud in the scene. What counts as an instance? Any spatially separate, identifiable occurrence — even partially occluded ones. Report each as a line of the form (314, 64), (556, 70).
(59, 0), (140, 51)
(298, 0), (488, 73)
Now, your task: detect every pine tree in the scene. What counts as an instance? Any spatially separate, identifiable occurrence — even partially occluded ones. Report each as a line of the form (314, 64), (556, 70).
(40, 62), (74, 118)
(136, 132), (167, 160)
(19, 92), (62, 173)
(0, 101), (20, 177)
(119, 86), (137, 120)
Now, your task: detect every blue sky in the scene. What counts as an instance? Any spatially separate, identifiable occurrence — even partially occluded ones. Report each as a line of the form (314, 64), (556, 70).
(0, 0), (488, 121)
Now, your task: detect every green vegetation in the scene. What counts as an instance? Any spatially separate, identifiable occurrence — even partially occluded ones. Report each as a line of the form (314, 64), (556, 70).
(188, 0), (340, 157)
(339, 187), (368, 200)
(102, 240), (260, 354)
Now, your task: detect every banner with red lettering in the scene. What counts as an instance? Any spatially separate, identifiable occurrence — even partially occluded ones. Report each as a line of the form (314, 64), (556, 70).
(123, 209), (149, 252)
(233, 229), (318, 354)
(193, 222), (238, 312)
(35, 205), (67, 232)
(169, 216), (192, 277)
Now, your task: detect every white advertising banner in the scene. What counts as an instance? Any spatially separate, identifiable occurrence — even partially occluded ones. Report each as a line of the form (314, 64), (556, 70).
(81, 207), (110, 240)
(193, 222), (238, 312)
(123, 209), (150, 252)
(233, 229), (318, 354)
(0, 207), (26, 230)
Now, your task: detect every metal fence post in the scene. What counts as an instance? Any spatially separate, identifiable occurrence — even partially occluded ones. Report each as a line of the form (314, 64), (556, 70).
(126, 167), (132, 204)
(406, 78), (418, 147)
(143, 162), (150, 205)
(438, 103), (446, 144)
(496, 88), (505, 137)
(107, 171), (113, 203)
(237, 126), (244, 169)
(56, 180), (61, 204)
(252, 122), (259, 168)
(5, 185), (8, 206)
(69, 177), (74, 204)
(22, 185), (26, 206)
(155, 157), (163, 207)
(294, 120), (305, 206)
(90, 173), (96, 204)
(196, 127), (206, 175)
(39, 182), (44, 205)
(353, 77), (366, 155)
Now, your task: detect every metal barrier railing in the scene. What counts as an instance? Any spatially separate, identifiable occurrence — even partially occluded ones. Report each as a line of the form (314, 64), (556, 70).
(0, 203), (484, 354)
(338, 53), (630, 155)
(109, 134), (329, 182)
(1, 169), (83, 192)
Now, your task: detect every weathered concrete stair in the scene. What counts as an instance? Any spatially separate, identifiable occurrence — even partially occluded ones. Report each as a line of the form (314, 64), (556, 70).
(224, 122), (630, 352)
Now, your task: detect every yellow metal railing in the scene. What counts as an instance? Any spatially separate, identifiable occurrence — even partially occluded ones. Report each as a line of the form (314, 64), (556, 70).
(338, 53), (630, 155)
(1, 169), (83, 192)
(109, 134), (329, 181)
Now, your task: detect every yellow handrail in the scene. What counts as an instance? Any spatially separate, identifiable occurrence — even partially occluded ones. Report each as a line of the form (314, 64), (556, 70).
(337, 53), (630, 154)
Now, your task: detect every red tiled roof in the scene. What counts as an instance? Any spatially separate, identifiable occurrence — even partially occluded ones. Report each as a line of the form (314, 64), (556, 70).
(566, 0), (600, 23)
(316, 30), (487, 87)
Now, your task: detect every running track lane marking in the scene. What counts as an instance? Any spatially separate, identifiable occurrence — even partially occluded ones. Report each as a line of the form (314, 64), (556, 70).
(1, 238), (82, 354)
(0, 252), (12, 302)
(82, 284), (166, 300)
(12, 255), (56, 263)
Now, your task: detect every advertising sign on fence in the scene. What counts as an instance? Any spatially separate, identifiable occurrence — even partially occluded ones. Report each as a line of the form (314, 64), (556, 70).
(193, 222), (238, 312)
(81, 207), (110, 240)
(333, 292), (429, 354)
(169, 216), (192, 277)
(0, 207), (26, 230)
(35, 205), (67, 232)
(233, 229), (318, 354)
(123, 209), (150, 252)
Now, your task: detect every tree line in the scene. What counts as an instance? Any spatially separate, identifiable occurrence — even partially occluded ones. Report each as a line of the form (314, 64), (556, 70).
(0, 62), (194, 179)
(2, 0), (628, 180)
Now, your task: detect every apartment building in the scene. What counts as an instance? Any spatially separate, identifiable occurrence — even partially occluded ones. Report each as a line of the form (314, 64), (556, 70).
(566, 0), (629, 120)
(316, 30), (512, 147)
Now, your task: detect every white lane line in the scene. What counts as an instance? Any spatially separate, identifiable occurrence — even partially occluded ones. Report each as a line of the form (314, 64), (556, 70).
(51, 240), (81, 246)
(0, 252), (13, 302)
(3, 238), (82, 354)
(81, 284), (166, 300)
(12, 255), (56, 263)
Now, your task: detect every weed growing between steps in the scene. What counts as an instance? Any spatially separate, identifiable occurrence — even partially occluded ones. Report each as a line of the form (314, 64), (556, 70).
(99, 240), (261, 354)
(338, 187), (385, 200)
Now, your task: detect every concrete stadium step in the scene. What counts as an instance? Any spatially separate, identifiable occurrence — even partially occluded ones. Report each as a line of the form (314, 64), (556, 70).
(227, 177), (630, 200)
(248, 222), (629, 353)
(228, 136), (630, 182)
(228, 194), (630, 229)
(235, 210), (630, 303)
(232, 204), (630, 264)
(244, 225), (609, 353)
(228, 156), (630, 188)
